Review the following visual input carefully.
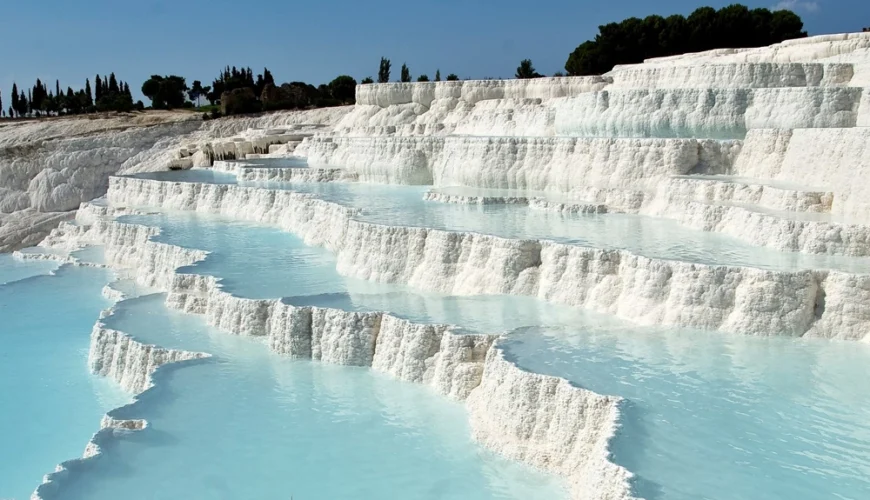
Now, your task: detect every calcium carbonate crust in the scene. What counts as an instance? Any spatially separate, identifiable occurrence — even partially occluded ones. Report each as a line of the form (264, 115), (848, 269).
(0, 108), (351, 252)
(298, 131), (870, 255)
(212, 159), (358, 183)
(34, 200), (635, 500)
(29, 273), (209, 499)
(16, 31), (870, 499)
(105, 176), (870, 341)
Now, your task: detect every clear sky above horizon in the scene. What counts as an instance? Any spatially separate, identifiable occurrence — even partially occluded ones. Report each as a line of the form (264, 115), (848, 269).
(1, 0), (867, 105)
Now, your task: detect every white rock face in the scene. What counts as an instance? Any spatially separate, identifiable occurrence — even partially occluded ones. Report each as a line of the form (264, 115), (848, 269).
(99, 177), (869, 341)
(19, 31), (870, 500)
(466, 348), (631, 500)
(42, 205), (633, 500)
(213, 160), (358, 183)
(88, 325), (210, 393)
(307, 136), (443, 184)
(304, 135), (738, 193)
(734, 128), (870, 220)
(0, 108), (349, 251)
(552, 87), (861, 138)
(606, 62), (853, 88)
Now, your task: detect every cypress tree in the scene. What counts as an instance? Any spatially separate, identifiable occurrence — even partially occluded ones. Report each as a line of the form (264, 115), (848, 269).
(108, 73), (119, 94)
(95, 75), (102, 102)
(378, 57), (391, 83)
(11, 83), (18, 117)
(56, 80), (60, 99)
(66, 87), (75, 114)
(19, 90), (28, 117)
(435, 69), (441, 82)
(85, 79), (93, 107)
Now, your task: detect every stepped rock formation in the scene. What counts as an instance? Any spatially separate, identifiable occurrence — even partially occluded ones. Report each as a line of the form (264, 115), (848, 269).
(0, 108), (349, 252)
(9, 32), (870, 500)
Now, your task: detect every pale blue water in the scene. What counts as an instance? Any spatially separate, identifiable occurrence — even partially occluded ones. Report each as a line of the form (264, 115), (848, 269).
(0, 264), (129, 500)
(56, 293), (568, 500)
(118, 211), (588, 332)
(501, 324), (870, 500)
(128, 171), (870, 273)
(106, 209), (870, 500)
(70, 245), (106, 265)
(119, 212), (346, 299)
(0, 253), (59, 284)
(231, 156), (309, 168)
(267, 181), (870, 273)
(5, 168), (870, 499)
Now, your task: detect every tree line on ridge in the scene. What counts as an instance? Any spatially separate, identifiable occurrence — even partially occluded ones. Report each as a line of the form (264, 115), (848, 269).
(1, 4), (808, 120)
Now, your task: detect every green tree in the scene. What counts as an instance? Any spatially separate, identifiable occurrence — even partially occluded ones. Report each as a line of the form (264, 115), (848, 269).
(515, 59), (543, 79)
(11, 83), (18, 117)
(446, 74), (459, 81)
(400, 63), (411, 82)
(565, 4), (807, 75)
(94, 75), (102, 102)
(15, 89), (29, 117)
(84, 79), (94, 109)
(328, 75), (357, 103)
(435, 70), (441, 81)
(141, 76), (161, 105)
(141, 75), (188, 109)
(188, 80), (205, 106)
(378, 57), (391, 83)
(417, 74), (430, 82)
(65, 87), (78, 114)
(361, 77), (374, 84)
(108, 73), (119, 94)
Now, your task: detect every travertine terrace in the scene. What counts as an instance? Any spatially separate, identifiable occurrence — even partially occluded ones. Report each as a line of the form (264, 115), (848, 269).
(6, 32), (870, 500)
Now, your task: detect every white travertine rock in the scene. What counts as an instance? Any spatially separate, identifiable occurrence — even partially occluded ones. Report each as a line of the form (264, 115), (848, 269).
(0, 108), (351, 251)
(734, 127), (870, 222)
(607, 62), (853, 88)
(19, 31), (870, 500)
(433, 136), (738, 192)
(88, 325), (210, 393)
(354, 77), (611, 108)
(648, 198), (870, 256)
(213, 160), (358, 183)
(306, 136), (442, 184)
(553, 88), (862, 138)
(656, 175), (833, 213)
(303, 135), (738, 194)
(98, 177), (869, 340)
(44, 210), (631, 500)
(466, 348), (632, 500)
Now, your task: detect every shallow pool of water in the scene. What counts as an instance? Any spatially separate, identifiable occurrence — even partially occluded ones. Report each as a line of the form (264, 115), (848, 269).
(502, 325), (870, 500)
(57, 293), (568, 500)
(126, 170), (870, 273)
(117, 211), (590, 333)
(0, 253), (59, 284)
(0, 264), (129, 500)
(108, 209), (870, 499)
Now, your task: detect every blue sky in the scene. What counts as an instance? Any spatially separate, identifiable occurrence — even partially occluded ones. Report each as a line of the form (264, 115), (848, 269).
(0, 0), (866, 105)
